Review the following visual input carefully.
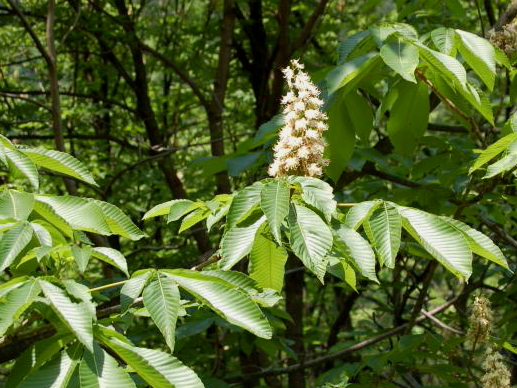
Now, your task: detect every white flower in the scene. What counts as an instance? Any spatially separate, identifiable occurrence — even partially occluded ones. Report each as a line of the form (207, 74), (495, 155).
(307, 163), (322, 177)
(294, 101), (305, 112)
(285, 157), (299, 169)
(306, 129), (319, 139)
(295, 118), (307, 131)
(297, 146), (310, 159)
(305, 109), (320, 120)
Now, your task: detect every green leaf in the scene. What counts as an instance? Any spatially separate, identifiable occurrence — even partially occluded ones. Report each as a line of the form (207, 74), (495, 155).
(201, 270), (258, 292)
(164, 269), (272, 339)
(35, 195), (111, 235)
(143, 273), (180, 352)
(387, 79), (430, 155)
(72, 245), (91, 273)
(0, 222), (33, 271)
(0, 189), (34, 221)
(288, 204), (333, 282)
(260, 178), (290, 245)
(344, 90), (375, 143)
(334, 225), (378, 282)
(415, 43), (467, 87)
(143, 199), (190, 220)
(398, 207), (472, 279)
(91, 247), (129, 277)
(326, 52), (382, 95)
(5, 334), (73, 388)
(21, 148), (97, 186)
(324, 90), (356, 182)
(101, 337), (204, 388)
(290, 176), (336, 222)
(338, 30), (374, 63)
(484, 153), (517, 178)
(220, 215), (266, 269)
(80, 343), (136, 388)
(3, 147), (39, 190)
(169, 201), (203, 223)
(470, 133), (517, 173)
(39, 279), (94, 352)
(33, 200), (73, 238)
(431, 27), (457, 55)
(88, 199), (145, 240)
(226, 182), (263, 227)
(179, 207), (210, 233)
(455, 29), (496, 90)
(120, 270), (153, 312)
(0, 279), (40, 336)
(363, 202), (401, 268)
(18, 345), (83, 388)
(370, 22), (418, 46)
(345, 200), (382, 229)
(249, 224), (288, 291)
(0, 276), (30, 298)
(439, 217), (509, 270)
(380, 38), (419, 83)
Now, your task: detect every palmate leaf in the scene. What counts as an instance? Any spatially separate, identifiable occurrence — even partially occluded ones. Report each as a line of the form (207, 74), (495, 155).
(288, 204), (333, 282)
(260, 178), (290, 244)
(79, 343), (136, 388)
(440, 217), (509, 270)
(0, 222), (33, 272)
(143, 273), (180, 352)
(0, 279), (41, 336)
(363, 202), (402, 268)
(21, 148), (97, 186)
(18, 344), (83, 388)
(380, 37), (419, 82)
(164, 269), (272, 339)
(5, 334), (73, 388)
(201, 269), (257, 291)
(33, 200), (74, 238)
(398, 207), (472, 279)
(226, 182), (263, 227)
(88, 199), (145, 240)
(220, 214), (266, 269)
(39, 279), (94, 352)
(0, 189), (34, 221)
(431, 27), (457, 55)
(326, 52), (382, 95)
(338, 30), (374, 63)
(249, 224), (288, 291)
(72, 245), (92, 273)
(101, 336), (205, 388)
(455, 29), (496, 91)
(334, 225), (378, 282)
(91, 247), (129, 277)
(415, 43), (467, 87)
(120, 270), (154, 312)
(290, 176), (337, 222)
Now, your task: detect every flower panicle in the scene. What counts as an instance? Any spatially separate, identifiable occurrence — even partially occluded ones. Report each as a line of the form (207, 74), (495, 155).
(467, 295), (492, 343)
(268, 59), (329, 178)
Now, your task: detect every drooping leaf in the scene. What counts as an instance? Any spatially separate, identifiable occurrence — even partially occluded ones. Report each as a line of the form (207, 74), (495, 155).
(18, 344), (83, 388)
(226, 182), (264, 227)
(120, 270), (154, 312)
(91, 247), (129, 277)
(164, 269), (272, 339)
(485, 152), (517, 179)
(380, 38), (419, 82)
(79, 342), (136, 388)
(440, 217), (509, 270)
(470, 133), (517, 173)
(101, 337), (205, 388)
(414, 42), (467, 87)
(3, 147), (39, 189)
(31, 222), (52, 247)
(35, 195), (111, 235)
(387, 79), (430, 154)
(21, 148), (97, 186)
(72, 245), (92, 273)
(39, 279), (94, 352)
(178, 207), (210, 233)
(334, 225), (378, 282)
(455, 29), (496, 90)
(220, 215), (266, 269)
(398, 207), (472, 279)
(0, 279), (41, 336)
(260, 178), (290, 245)
(344, 200), (382, 229)
(363, 202), (401, 268)
(290, 176), (336, 222)
(88, 199), (145, 240)
(249, 224), (288, 291)
(201, 270), (258, 292)
(338, 30), (374, 63)
(0, 189), (34, 221)
(0, 222), (33, 271)
(288, 204), (333, 282)
(143, 273), (180, 352)
(431, 27), (457, 55)
(326, 52), (382, 95)
(143, 199), (190, 220)
(33, 200), (73, 238)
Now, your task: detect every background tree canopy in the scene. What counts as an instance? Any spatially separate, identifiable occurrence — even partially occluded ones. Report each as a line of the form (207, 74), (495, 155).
(1, 0), (517, 387)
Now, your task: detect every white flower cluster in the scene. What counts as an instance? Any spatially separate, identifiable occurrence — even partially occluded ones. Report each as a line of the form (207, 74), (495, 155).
(481, 347), (511, 388)
(467, 295), (492, 343)
(488, 23), (517, 56)
(268, 60), (329, 178)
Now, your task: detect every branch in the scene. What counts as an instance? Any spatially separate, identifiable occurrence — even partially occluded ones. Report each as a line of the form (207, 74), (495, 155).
(494, 0), (517, 31)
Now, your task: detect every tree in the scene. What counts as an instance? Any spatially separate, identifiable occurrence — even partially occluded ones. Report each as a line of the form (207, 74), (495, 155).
(1, 0), (517, 387)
